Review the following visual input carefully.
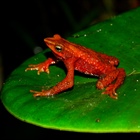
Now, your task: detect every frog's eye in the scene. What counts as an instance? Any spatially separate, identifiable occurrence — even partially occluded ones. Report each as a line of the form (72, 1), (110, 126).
(55, 45), (62, 52)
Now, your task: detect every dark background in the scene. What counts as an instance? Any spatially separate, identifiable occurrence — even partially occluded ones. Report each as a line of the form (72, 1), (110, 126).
(1, 0), (140, 139)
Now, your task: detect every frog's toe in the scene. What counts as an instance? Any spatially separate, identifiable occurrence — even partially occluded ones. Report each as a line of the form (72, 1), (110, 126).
(102, 86), (118, 99)
(96, 81), (105, 90)
(30, 89), (53, 97)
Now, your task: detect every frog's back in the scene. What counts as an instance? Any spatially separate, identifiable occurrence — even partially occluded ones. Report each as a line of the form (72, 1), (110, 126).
(73, 45), (106, 75)
(74, 45), (101, 62)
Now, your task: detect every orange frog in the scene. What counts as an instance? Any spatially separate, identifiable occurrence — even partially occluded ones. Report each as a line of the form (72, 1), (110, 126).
(25, 34), (126, 99)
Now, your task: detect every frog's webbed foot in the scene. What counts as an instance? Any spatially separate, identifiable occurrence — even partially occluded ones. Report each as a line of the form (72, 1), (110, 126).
(25, 58), (56, 75)
(25, 63), (50, 75)
(30, 89), (54, 97)
(102, 85), (118, 99)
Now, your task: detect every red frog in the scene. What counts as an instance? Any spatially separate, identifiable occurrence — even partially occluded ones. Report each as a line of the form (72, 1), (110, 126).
(25, 34), (126, 99)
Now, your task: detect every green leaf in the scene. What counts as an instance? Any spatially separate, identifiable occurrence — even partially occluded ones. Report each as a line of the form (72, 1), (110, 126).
(1, 8), (140, 132)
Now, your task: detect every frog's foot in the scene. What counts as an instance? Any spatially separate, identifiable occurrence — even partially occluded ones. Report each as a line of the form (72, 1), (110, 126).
(25, 63), (49, 75)
(102, 85), (118, 99)
(30, 89), (53, 97)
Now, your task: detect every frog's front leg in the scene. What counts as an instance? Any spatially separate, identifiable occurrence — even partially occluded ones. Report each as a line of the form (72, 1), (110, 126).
(30, 60), (75, 97)
(96, 68), (126, 99)
(25, 57), (56, 75)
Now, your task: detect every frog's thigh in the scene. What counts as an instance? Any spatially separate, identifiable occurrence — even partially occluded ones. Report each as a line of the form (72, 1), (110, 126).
(96, 70), (119, 89)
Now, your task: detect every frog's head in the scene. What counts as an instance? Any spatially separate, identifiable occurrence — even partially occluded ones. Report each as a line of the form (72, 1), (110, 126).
(44, 34), (78, 60)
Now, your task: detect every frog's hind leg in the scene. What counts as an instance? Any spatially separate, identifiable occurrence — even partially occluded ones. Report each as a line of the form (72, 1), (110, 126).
(96, 68), (126, 99)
